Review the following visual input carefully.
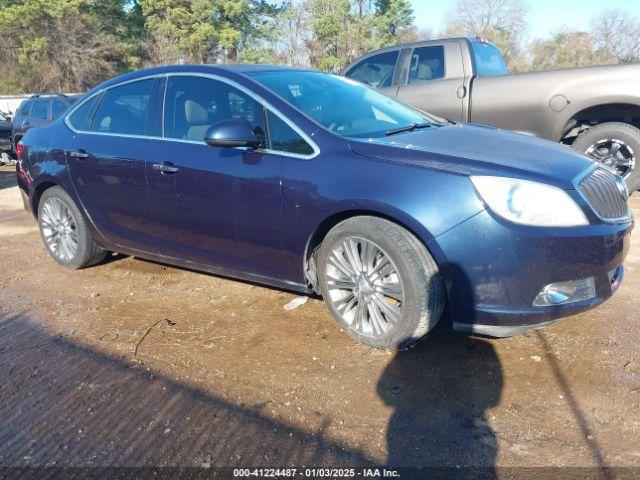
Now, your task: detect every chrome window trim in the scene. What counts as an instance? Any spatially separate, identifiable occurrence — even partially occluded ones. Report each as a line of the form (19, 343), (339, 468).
(65, 72), (320, 160)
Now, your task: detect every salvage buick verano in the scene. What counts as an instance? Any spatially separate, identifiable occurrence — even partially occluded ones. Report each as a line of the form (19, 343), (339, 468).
(16, 65), (632, 349)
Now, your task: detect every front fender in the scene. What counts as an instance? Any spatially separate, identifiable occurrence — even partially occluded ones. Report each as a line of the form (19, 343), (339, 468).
(281, 152), (485, 283)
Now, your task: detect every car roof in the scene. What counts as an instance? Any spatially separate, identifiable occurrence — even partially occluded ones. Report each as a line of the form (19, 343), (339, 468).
(30, 94), (71, 100)
(97, 64), (315, 90)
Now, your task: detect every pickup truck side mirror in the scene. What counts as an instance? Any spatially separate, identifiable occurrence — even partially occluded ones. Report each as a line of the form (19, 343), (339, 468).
(204, 120), (265, 149)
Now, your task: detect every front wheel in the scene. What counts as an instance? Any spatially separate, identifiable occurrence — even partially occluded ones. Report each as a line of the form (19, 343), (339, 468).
(38, 186), (106, 269)
(572, 122), (640, 192)
(318, 216), (445, 349)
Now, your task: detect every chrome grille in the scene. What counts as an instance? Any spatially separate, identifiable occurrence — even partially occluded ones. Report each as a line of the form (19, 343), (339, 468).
(578, 168), (630, 221)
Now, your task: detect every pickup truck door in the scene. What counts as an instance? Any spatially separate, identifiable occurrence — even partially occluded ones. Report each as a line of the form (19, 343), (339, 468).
(395, 42), (468, 122)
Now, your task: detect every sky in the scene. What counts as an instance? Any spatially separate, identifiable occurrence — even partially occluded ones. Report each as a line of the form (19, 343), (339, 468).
(410, 0), (640, 40)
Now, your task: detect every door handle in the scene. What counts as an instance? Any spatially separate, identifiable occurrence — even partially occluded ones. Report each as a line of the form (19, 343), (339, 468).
(456, 85), (467, 99)
(68, 150), (90, 159)
(152, 162), (179, 174)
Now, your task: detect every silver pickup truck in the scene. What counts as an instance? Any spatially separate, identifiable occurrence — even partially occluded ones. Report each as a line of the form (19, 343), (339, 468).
(343, 36), (640, 191)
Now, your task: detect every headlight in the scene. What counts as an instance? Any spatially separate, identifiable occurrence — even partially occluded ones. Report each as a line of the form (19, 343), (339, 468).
(470, 176), (588, 227)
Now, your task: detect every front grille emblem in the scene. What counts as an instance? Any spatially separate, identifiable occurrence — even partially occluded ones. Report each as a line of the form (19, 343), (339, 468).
(616, 175), (629, 200)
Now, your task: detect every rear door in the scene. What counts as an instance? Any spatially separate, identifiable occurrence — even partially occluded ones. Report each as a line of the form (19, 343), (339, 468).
(65, 78), (160, 252)
(395, 42), (467, 121)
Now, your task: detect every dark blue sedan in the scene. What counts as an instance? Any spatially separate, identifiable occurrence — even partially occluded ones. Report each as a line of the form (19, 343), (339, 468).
(16, 65), (633, 349)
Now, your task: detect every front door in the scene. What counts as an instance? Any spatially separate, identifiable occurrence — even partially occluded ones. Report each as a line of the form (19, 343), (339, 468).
(395, 43), (466, 121)
(66, 78), (159, 251)
(147, 75), (284, 278)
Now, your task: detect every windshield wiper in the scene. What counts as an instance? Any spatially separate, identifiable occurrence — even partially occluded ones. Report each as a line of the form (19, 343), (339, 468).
(385, 122), (434, 136)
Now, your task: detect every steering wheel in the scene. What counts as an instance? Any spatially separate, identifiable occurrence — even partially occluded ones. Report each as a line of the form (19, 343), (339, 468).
(328, 116), (352, 133)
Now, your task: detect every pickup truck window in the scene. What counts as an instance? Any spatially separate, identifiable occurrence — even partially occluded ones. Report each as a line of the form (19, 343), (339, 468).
(471, 42), (508, 76)
(408, 46), (445, 84)
(345, 50), (398, 88)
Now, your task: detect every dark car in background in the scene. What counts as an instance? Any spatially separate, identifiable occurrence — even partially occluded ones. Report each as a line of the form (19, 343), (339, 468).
(16, 65), (632, 349)
(10, 94), (78, 154)
(343, 36), (640, 191)
(0, 112), (11, 153)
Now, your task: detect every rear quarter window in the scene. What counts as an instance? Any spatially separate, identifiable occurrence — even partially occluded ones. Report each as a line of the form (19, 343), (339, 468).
(68, 95), (99, 131)
(472, 43), (508, 76)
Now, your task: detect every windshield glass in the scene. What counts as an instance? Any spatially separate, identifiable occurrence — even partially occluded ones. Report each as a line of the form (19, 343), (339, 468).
(250, 71), (442, 138)
(471, 42), (508, 76)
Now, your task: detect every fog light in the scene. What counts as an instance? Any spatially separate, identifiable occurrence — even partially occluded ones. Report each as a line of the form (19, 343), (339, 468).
(533, 277), (596, 306)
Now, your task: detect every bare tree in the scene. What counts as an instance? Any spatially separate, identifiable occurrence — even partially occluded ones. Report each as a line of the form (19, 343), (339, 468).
(592, 8), (640, 64)
(444, 0), (528, 70)
(529, 29), (605, 71)
(273, 1), (313, 67)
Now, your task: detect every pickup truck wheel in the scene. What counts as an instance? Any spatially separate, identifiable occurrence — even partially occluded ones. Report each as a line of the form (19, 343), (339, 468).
(318, 216), (445, 350)
(572, 122), (640, 192)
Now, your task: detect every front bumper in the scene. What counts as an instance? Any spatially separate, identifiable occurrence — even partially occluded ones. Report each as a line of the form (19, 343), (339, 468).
(429, 209), (632, 337)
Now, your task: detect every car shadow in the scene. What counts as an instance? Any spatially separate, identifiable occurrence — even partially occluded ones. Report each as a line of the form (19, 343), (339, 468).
(378, 323), (502, 476)
(0, 314), (373, 468)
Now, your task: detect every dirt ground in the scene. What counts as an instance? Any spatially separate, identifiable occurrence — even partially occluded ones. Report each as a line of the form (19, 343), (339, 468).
(0, 165), (639, 474)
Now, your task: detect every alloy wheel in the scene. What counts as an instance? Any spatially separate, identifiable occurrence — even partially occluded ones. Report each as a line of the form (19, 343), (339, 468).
(585, 138), (635, 178)
(325, 236), (404, 338)
(40, 197), (79, 262)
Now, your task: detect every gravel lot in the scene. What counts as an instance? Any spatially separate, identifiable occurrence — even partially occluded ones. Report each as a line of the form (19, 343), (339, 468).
(0, 165), (638, 473)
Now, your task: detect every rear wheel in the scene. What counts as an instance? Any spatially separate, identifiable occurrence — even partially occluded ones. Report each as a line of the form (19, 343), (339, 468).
(38, 186), (106, 269)
(572, 122), (640, 192)
(318, 216), (445, 349)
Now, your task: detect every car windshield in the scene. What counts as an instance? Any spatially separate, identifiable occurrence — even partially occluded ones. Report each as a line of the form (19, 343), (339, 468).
(249, 71), (443, 138)
(471, 42), (508, 76)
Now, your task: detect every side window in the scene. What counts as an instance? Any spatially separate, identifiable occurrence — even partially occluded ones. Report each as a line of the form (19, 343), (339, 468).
(346, 51), (399, 88)
(164, 76), (266, 141)
(408, 46), (445, 84)
(31, 100), (49, 120)
(17, 101), (32, 116)
(472, 43), (509, 76)
(91, 79), (154, 135)
(267, 111), (314, 155)
(68, 96), (99, 131)
(51, 99), (69, 119)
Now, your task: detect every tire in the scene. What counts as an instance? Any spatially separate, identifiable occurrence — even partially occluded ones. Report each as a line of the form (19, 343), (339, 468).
(572, 122), (640, 192)
(318, 216), (445, 349)
(37, 186), (106, 269)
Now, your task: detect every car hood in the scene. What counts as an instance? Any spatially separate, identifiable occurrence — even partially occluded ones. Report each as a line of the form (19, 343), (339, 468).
(348, 123), (595, 189)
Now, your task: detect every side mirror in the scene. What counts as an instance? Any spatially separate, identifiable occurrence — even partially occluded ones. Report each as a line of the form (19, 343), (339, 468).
(204, 120), (264, 149)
